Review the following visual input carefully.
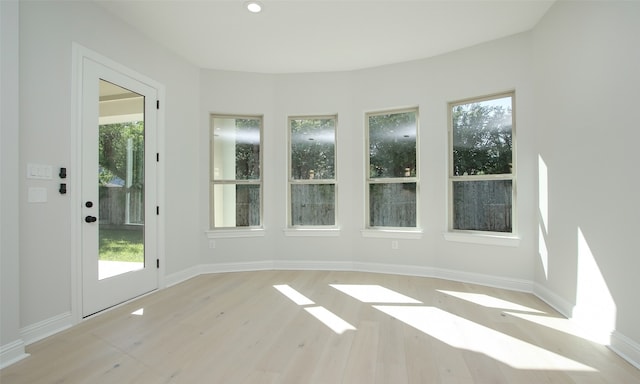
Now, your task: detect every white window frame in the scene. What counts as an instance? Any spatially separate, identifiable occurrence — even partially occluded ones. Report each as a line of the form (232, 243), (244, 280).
(209, 114), (263, 234)
(364, 107), (421, 235)
(446, 91), (518, 244)
(286, 115), (338, 232)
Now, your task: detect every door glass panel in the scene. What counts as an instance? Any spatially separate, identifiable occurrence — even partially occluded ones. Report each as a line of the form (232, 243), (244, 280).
(98, 79), (145, 280)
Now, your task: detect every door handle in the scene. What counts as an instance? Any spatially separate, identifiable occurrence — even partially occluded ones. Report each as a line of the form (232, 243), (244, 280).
(85, 215), (97, 223)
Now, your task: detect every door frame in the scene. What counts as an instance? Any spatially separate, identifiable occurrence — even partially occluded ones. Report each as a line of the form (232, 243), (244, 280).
(71, 43), (166, 322)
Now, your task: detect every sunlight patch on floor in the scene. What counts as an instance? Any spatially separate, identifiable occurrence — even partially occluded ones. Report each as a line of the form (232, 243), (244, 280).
(438, 290), (544, 314)
(330, 284), (422, 304)
(305, 306), (356, 334)
(273, 284), (315, 306)
(374, 305), (596, 371)
(504, 311), (604, 344)
(274, 284), (356, 334)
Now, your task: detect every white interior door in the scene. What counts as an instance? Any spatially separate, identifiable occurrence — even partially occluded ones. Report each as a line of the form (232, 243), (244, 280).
(81, 57), (158, 317)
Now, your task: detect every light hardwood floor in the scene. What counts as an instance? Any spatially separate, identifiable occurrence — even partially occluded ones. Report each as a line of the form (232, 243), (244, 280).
(2, 270), (639, 383)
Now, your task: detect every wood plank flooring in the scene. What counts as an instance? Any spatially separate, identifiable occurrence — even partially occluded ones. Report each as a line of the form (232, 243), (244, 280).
(2, 270), (639, 383)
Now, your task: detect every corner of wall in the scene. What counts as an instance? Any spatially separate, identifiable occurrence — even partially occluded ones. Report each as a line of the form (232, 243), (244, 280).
(0, 0), (25, 371)
(532, 282), (574, 319)
(0, 340), (29, 370)
(609, 331), (640, 371)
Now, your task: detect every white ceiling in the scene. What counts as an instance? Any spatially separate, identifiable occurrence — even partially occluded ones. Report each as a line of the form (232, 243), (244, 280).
(97, 0), (555, 74)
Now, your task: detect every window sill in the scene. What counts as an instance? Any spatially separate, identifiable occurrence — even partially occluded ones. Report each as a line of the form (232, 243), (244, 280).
(283, 228), (341, 237)
(361, 229), (423, 239)
(443, 231), (520, 247)
(206, 229), (265, 239)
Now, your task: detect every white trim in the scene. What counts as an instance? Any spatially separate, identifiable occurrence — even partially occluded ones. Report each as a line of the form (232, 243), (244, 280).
(156, 85), (167, 289)
(283, 228), (341, 237)
(350, 261), (434, 277)
(361, 229), (423, 239)
(164, 265), (203, 288)
(443, 231), (520, 247)
(11, 261), (640, 373)
(206, 229), (266, 239)
(20, 312), (73, 346)
(166, 260), (530, 294)
(70, 43), (166, 320)
(200, 261), (275, 274)
(364, 107), (420, 230)
(433, 267), (532, 292)
(209, 114), (264, 229)
(610, 331), (640, 370)
(287, 115), (338, 228)
(532, 282), (574, 318)
(0, 340), (29, 369)
(70, 43), (84, 325)
(447, 91), (517, 236)
(274, 260), (354, 271)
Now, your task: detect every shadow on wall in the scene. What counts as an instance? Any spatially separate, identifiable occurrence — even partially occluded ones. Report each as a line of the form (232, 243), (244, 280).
(538, 154), (616, 345)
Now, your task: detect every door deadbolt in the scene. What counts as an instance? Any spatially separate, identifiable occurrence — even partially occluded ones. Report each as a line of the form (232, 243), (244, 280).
(85, 215), (97, 223)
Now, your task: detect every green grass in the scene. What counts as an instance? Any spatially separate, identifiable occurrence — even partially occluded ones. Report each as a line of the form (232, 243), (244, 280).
(99, 228), (144, 263)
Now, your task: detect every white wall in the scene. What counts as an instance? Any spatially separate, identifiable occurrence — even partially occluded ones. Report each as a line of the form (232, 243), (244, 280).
(199, 70), (278, 265)
(17, 1), (200, 329)
(199, 32), (537, 285)
(533, 0), (640, 354)
(8, 0), (639, 370)
(1, 0), (27, 367)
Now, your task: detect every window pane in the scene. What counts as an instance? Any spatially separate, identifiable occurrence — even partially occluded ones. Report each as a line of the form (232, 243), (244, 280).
(290, 118), (335, 180)
(291, 184), (335, 226)
(452, 97), (512, 176)
(213, 184), (261, 227)
(369, 111), (417, 178)
(369, 183), (416, 227)
(452, 180), (512, 232)
(212, 117), (261, 180)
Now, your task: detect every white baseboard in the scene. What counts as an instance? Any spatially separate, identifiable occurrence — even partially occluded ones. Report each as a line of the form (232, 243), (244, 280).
(8, 262), (638, 372)
(0, 339), (29, 369)
(168, 261), (534, 296)
(532, 282), (574, 318)
(164, 261), (277, 288)
(201, 260), (275, 274)
(164, 265), (203, 288)
(20, 312), (73, 346)
(275, 260), (354, 272)
(349, 262), (532, 293)
(432, 267), (533, 293)
(610, 331), (640, 370)
(350, 261), (434, 278)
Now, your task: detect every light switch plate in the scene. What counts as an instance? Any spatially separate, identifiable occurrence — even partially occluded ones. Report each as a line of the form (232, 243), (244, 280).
(28, 187), (47, 203)
(27, 164), (53, 180)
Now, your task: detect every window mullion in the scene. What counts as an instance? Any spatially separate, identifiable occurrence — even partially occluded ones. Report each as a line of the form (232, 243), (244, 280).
(448, 92), (515, 235)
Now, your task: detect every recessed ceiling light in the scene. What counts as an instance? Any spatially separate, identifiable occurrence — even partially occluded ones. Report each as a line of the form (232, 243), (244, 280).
(246, 1), (262, 13)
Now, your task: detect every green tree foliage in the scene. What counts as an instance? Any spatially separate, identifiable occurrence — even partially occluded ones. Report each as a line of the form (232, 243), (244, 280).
(99, 122), (144, 188)
(452, 102), (512, 176)
(367, 111), (417, 227)
(290, 118), (335, 180)
(235, 118), (261, 180)
(369, 111), (417, 178)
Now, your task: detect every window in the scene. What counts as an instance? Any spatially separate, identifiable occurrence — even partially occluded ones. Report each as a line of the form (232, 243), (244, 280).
(366, 108), (418, 229)
(449, 92), (515, 234)
(210, 115), (262, 229)
(288, 116), (337, 227)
